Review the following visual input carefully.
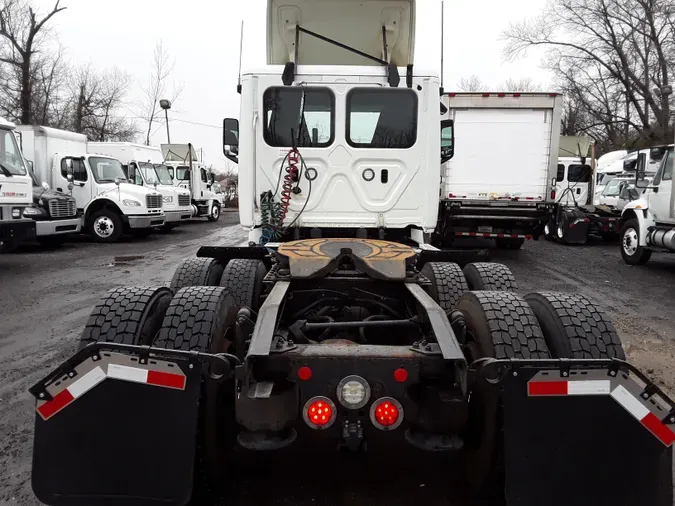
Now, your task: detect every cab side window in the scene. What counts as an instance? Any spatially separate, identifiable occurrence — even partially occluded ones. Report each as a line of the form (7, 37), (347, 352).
(60, 158), (88, 181)
(128, 163), (143, 185)
(201, 169), (208, 183)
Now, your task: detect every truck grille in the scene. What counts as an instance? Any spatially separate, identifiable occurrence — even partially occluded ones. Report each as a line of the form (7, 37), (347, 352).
(146, 195), (163, 209)
(48, 198), (77, 218)
(178, 195), (191, 207)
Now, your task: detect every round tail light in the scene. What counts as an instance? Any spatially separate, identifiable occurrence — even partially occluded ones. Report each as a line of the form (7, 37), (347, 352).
(370, 397), (404, 431)
(303, 396), (337, 430)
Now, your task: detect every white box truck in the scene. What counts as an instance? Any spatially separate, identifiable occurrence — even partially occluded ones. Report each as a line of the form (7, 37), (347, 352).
(436, 92), (562, 249)
(162, 143), (222, 221)
(17, 126), (165, 242)
(87, 142), (193, 231)
(0, 117), (35, 251)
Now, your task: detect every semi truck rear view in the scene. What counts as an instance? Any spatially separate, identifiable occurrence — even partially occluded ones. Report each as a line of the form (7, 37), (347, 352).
(436, 92), (561, 249)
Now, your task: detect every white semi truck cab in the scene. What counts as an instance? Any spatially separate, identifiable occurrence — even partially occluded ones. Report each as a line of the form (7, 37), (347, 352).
(16, 126), (165, 242)
(0, 117), (35, 251)
(620, 143), (675, 265)
(223, 0), (443, 247)
(87, 142), (193, 230)
(162, 144), (221, 222)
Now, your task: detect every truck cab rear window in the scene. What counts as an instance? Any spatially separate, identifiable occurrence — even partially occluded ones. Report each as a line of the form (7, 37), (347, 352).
(567, 164), (592, 183)
(263, 87), (334, 147)
(347, 89), (418, 149)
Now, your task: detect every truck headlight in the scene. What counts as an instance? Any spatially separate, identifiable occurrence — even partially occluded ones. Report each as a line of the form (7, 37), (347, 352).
(123, 199), (141, 207)
(23, 206), (44, 217)
(163, 196), (173, 203)
(12, 208), (22, 218)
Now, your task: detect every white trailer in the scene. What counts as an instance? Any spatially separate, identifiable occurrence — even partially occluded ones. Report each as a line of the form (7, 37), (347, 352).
(0, 117), (35, 251)
(162, 144), (221, 222)
(87, 142), (193, 230)
(17, 126), (165, 242)
(436, 92), (562, 249)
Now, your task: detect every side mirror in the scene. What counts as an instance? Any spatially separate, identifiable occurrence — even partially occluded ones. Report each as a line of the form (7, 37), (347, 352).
(67, 182), (74, 191)
(440, 119), (454, 164)
(635, 153), (647, 188)
(27, 160), (34, 171)
(114, 178), (121, 186)
(223, 118), (239, 164)
(65, 158), (73, 175)
(41, 182), (49, 190)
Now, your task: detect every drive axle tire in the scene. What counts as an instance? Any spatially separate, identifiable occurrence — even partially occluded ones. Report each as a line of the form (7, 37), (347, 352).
(78, 286), (173, 351)
(524, 292), (626, 360)
(457, 291), (550, 495)
(463, 262), (518, 291)
(219, 259), (267, 311)
(170, 257), (224, 293)
(421, 262), (468, 312)
(154, 287), (239, 502)
(621, 218), (652, 265)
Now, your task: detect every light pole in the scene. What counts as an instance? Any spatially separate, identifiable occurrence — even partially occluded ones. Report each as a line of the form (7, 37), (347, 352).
(160, 99), (172, 144)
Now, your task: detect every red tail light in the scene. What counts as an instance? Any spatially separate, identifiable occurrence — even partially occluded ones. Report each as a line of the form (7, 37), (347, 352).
(303, 397), (337, 429)
(551, 190), (556, 200)
(370, 397), (404, 431)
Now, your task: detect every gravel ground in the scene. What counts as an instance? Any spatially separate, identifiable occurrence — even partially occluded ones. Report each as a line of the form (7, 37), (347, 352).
(0, 226), (673, 505)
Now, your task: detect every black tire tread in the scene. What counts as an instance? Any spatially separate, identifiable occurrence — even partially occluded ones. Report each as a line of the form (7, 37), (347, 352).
(421, 262), (468, 312)
(79, 286), (172, 350)
(463, 262), (518, 291)
(524, 292), (626, 360)
(154, 286), (235, 352)
(219, 259), (267, 311)
(170, 257), (224, 293)
(458, 291), (549, 359)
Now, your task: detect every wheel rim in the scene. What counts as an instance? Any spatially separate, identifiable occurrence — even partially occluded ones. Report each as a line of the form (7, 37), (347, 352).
(93, 216), (115, 238)
(557, 224), (564, 239)
(544, 223), (550, 235)
(623, 228), (639, 256)
(212, 205), (219, 219)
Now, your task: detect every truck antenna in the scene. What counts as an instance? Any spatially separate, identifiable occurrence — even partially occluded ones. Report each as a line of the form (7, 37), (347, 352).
(440, 0), (445, 96)
(237, 21), (244, 94)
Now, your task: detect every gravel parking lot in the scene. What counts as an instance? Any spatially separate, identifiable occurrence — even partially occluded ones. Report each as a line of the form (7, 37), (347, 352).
(1, 224), (673, 505)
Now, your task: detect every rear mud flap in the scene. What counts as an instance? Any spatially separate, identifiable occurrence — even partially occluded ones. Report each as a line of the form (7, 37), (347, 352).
(501, 365), (674, 506)
(30, 347), (204, 506)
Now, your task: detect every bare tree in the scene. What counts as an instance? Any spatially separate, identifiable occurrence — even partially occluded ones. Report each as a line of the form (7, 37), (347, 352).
(502, 0), (675, 148)
(499, 77), (542, 92)
(0, 0), (66, 124)
(67, 63), (138, 142)
(456, 75), (485, 92)
(138, 41), (183, 145)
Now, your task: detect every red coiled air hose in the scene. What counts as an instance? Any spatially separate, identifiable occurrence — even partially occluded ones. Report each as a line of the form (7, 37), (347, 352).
(279, 148), (300, 226)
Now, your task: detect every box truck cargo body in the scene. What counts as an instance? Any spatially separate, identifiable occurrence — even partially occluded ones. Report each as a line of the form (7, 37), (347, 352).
(436, 93), (561, 248)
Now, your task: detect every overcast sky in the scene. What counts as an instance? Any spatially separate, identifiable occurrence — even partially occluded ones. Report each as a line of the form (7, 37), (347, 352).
(43, 0), (551, 168)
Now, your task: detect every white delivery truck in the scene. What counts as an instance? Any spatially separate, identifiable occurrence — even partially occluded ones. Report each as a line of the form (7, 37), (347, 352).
(436, 92), (562, 249)
(16, 126), (165, 242)
(87, 142), (193, 231)
(162, 143), (221, 221)
(0, 117), (35, 251)
(620, 141), (675, 265)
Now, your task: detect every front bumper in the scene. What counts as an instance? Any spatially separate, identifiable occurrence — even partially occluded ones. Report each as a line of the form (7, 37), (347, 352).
(165, 210), (192, 223)
(35, 217), (82, 237)
(126, 213), (165, 229)
(0, 218), (36, 241)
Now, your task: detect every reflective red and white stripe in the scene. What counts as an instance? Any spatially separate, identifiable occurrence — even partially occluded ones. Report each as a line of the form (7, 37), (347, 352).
(455, 232), (533, 239)
(37, 366), (107, 420)
(37, 363), (185, 421)
(529, 379), (675, 447)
